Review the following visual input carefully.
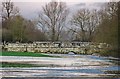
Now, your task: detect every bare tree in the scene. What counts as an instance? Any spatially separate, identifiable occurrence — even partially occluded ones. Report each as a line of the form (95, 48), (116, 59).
(87, 9), (100, 41)
(71, 9), (90, 41)
(71, 9), (100, 42)
(38, 1), (68, 41)
(2, 0), (19, 20)
(106, 2), (118, 18)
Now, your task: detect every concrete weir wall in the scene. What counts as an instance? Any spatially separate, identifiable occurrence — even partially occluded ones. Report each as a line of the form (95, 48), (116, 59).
(2, 42), (110, 54)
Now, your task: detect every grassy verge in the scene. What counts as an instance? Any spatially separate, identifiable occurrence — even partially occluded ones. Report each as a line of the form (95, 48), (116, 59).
(0, 51), (55, 57)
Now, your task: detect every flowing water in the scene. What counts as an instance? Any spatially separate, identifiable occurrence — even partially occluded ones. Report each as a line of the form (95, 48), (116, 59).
(1, 54), (120, 78)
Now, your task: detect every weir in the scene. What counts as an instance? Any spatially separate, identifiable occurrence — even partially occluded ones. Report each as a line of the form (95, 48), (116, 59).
(2, 42), (109, 54)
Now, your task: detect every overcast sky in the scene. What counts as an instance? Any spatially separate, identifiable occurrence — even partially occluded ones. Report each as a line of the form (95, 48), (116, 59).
(1, 0), (118, 19)
(13, 2), (107, 20)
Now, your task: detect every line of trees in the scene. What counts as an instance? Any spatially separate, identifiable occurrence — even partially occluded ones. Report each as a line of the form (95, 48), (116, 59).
(1, 0), (119, 46)
(1, 0), (119, 57)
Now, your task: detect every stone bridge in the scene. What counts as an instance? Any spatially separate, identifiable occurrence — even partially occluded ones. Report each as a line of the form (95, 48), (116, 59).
(2, 42), (110, 54)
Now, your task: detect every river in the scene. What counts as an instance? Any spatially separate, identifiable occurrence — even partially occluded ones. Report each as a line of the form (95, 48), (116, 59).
(0, 54), (120, 78)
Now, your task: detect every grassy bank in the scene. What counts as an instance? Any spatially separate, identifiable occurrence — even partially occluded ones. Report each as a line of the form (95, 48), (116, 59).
(0, 51), (54, 57)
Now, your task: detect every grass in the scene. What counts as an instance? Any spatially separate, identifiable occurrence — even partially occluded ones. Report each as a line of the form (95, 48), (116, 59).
(1, 62), (41, 67)
(0, 51), (55, 57)
(1, 62), (61, 67)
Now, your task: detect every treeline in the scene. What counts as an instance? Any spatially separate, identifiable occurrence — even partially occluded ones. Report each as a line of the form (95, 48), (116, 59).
(1, 1), (119, 49)
(2, 0), (47, 42)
